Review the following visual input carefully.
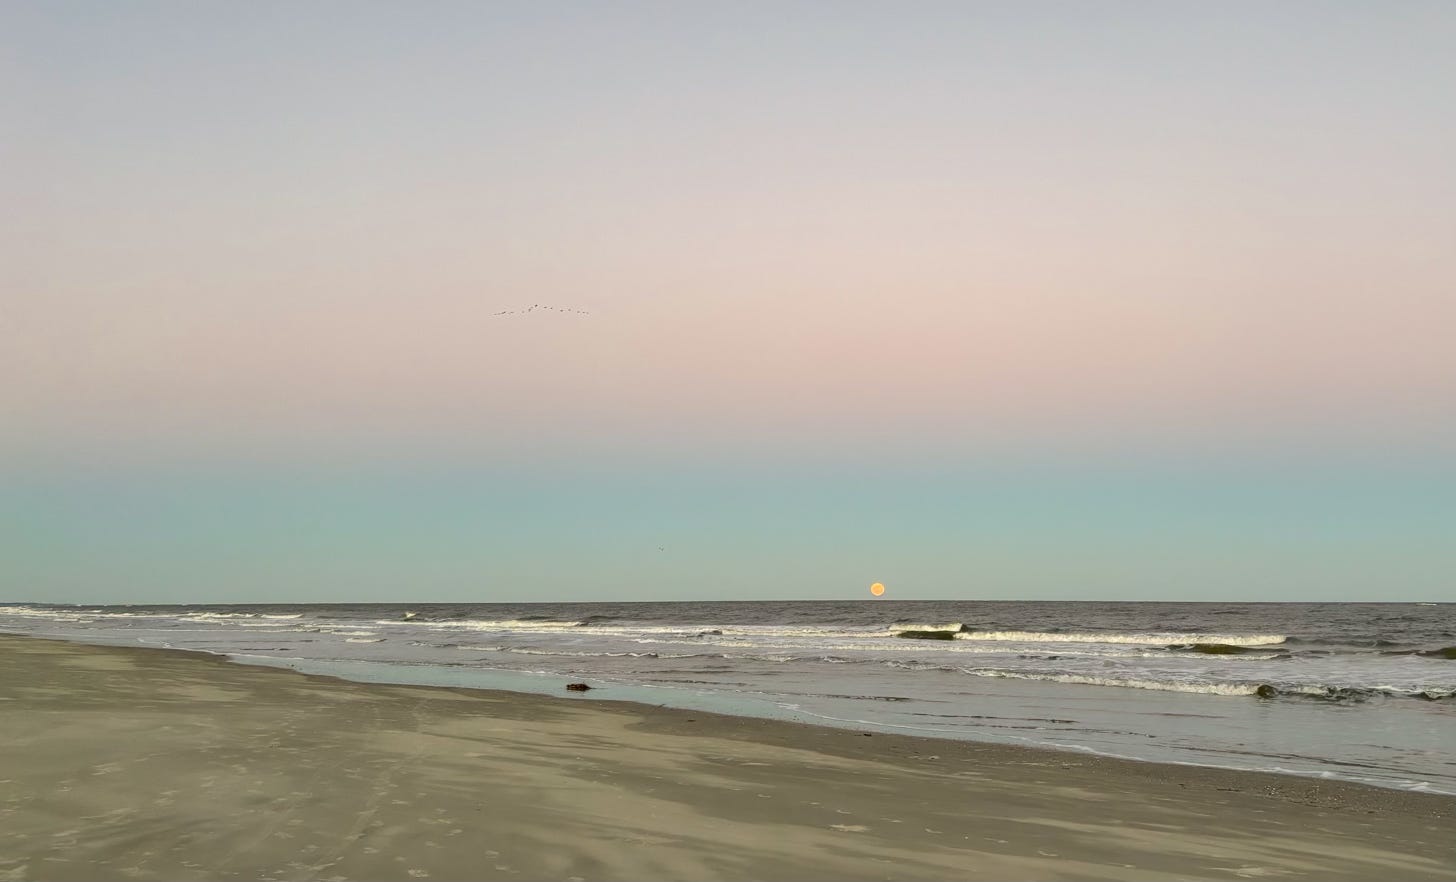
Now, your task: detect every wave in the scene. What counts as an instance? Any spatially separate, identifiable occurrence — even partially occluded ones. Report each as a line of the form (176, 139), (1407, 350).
(381, 618), (588, 630)
(382, 618), (901, 641)
(0, 607), (1300, 652)
(0, 606), (147, 621)
(506, 648), (722, 659)
(625, 636), (1257, 659)
(1285, 636), (1407, 649)
(1258, 685), (1456, 703)
(950, 630), (1287, 647)
(1167, 643), (1280, 656)
(882, 623), (1287, 647)
(381, 619), (845, 638)
(896, 629), (959, 641)
(453, 645), (731, 661)
(185, 612), (299, 621)
(934, 668), (1455, 702)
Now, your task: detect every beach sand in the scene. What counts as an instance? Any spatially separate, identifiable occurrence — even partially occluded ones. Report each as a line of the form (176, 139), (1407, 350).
(1, 635), (1452, 881)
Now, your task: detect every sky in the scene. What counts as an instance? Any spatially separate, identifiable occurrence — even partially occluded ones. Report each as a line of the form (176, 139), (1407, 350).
(2, 2), (1453, 603)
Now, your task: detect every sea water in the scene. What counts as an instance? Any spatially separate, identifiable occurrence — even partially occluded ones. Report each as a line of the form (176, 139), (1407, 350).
(3, 600), (1453, 793)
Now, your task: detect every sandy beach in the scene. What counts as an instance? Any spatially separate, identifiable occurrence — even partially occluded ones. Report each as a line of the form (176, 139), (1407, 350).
(1, 635), (1452, 882)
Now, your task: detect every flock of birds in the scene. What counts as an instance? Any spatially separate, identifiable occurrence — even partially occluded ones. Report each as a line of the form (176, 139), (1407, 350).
(492, 304), (591, 316)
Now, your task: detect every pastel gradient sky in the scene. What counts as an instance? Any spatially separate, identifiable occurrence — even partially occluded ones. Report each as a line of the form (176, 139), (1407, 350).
(3, 3), (1453, 603)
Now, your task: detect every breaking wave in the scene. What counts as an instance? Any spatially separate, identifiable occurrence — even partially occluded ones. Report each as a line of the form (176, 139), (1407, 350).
(910, 666), (1456, 702)
(948, 629), (1287, 647)
(1168, 643), (1281, 656)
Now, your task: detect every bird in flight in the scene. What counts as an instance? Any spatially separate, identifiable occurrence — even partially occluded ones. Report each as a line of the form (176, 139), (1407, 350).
(491, 304), (591, 316)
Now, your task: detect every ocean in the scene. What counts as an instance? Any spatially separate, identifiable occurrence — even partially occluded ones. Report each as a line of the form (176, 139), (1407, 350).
(3, 600), (1453, 793)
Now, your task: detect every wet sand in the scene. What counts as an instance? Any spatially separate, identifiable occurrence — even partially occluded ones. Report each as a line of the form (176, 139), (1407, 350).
(1, 634), (1452, 881)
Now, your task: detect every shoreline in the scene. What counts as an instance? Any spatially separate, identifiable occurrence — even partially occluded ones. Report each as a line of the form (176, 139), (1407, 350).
(11, 626), (1454, 797)
(5, 599), (1453, 798)
(3, 633), (1453, 881)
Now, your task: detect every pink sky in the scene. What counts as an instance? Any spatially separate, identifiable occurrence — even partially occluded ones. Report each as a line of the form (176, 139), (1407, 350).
(4, 3), (1453, 462)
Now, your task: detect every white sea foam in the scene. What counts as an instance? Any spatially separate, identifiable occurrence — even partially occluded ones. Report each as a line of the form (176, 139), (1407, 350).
(381, 616), (1290, 654)
(934, 668), (1454, 701)
(0, 605), (87, 618)
(961, 669), (1266, 695)
(951, 630), (1287, 646)
(496, 647), (729, 660)
(186, 612), (262, 620)
(382, 618), (892, 641)
(380, 618), (587, 630)
(627, 635), (1176, 659)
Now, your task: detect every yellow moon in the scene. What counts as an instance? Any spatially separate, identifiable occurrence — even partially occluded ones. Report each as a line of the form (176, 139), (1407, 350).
(870, 582), (885, 597)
